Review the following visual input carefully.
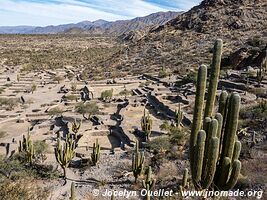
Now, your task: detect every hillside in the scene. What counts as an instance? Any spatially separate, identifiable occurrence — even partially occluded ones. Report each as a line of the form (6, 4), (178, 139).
(104, 0), (267, 75)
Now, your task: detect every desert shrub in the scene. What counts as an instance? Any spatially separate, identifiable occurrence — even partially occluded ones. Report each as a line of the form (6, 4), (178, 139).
(147, 137), (171, 153)
(240, 100), (267, 120)
(20, 63), (35, 72)
(31, 83), (37, 93)
(160, 121), (188, 146)
(0, 155), (59, 180)
(176, 70), (197, 86)
(47, 107), (63, 117)
(247, 36), (266, 48)
(118, 89), (132, 97)
(0, 87), (5, 94)
(101, 89), (113, 101)
(158, 67), (169, 78)
(65, 94), (77, 101)
(139, 80), (151, 87)
(0, 131), (7, 138)
(75, 102), (99, 120)
(0, 97), (19, 110)
(33, 140), (49, 163)
(0, 178), (50, 200)
(53, 75), (64, 83)
(71, 82), (77, 91)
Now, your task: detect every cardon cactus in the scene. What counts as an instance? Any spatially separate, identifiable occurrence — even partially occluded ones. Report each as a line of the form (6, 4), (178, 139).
(132, 140), (145, 183)
(19, 129), (35, 164)
(55, 137), (75, 183)
(142, 166), (156, 200)
(141, 109), (152, 141)
(190, 39), (242, 191)
(175, 103), (184, 128)
(91, 139), (100, 166)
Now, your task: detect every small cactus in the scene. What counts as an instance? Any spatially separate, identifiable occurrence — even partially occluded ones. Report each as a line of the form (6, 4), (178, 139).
(132, 140), (145, 183)
(71, 118), (82, 139)
(141, 109), (153, 141)
(91, 139), (100, 166)
(70, 182), (75, 200)
(18, 129), (35, 164)
(182, 168), (189, 188)
(175, 103), (184, 128)
(142, 166), (156, 200)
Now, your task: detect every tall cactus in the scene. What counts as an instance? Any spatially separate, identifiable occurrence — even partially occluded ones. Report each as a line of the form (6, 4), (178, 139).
(19, 129), (35, 164)
(142, 166), (156, 200)
(190, 39), (242, 191)
(55, 136), (75, 183)
(132, 140), (145, 183)
(141, 109), (153, 141)
(91, 139), (100, 166)
(175, 103), (184, 128)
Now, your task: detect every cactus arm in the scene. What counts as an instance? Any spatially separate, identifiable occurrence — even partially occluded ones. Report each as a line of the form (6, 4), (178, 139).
(223, 160), (241, 190)
(201, 137), (219, 189)
(204, 39), (223, 118)
(193, 130), (206, 184)
(190, 65), (207, 171)
(221, 93), (240, 160)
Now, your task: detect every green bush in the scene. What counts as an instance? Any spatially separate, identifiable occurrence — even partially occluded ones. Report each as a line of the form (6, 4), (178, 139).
(47, 107), (63, 117)
(75, 102), (99, 120)
(101, 89), (113, 101)
(148, 137), (171, 153)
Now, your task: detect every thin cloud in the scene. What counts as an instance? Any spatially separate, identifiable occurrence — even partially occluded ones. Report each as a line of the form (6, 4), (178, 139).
(0, 0), (201, 26)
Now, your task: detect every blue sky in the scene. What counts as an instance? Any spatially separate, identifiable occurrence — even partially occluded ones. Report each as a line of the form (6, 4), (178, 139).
(0, 0), (202, 26)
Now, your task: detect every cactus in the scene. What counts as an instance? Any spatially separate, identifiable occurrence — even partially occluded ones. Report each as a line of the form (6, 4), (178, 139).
(91, 139), (100, 166)
(141, 109), (153, 141)
(256, 63), (265, 86)
(132, 140), (145, 183)
(55, 137), (75, 183)
(182, 168), (189, 188)
(111, 191), (115, 200)
(142, 166), (156, 200)
(175, 103), (184, 128)
(18, 129), (35, 164)
(71, 118), (82, 139)
(70, 182), (75, 200)
(189, 39), (242, 191)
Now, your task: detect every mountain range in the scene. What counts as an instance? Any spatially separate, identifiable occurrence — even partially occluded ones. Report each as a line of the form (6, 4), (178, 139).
(0, 11), (181, 35)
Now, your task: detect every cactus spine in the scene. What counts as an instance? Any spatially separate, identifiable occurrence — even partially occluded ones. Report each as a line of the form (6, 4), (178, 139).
(55, 136), (75, 182)
(19, 129), (34, 164)
(141, 109), (152, 141)
(132, 140), (145, 183)
(91, 139), (100, 166)
(175, 103), (184, 128)
(190, 39), (242, 191)
(142, 166), (156, 200)
(70, 182), (75, 200)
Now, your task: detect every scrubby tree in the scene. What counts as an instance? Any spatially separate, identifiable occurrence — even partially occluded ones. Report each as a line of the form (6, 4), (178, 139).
(75, 102), (99, 120)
